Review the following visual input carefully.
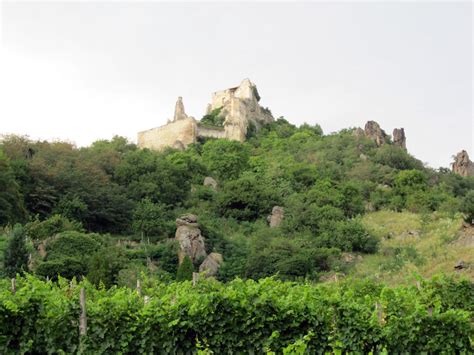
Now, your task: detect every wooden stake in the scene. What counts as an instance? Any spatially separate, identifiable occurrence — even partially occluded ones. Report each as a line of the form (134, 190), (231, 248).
(11, 279), (16, 294)
(375, 302), (383, 324)
(79, 288), (87, 336)
(192, 272), (199, 287)
(136, 279), (141, 296)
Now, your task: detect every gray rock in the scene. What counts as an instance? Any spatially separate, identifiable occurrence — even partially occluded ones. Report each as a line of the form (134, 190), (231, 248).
(267, 206), (284, 228)
(203, 176), (218, 190)
(199, 252), (223, 277)
(175, 214), (206, 264)
(454, 260), (467, 270)
(452, 150), (474, 177)
(392, 128), (407, 150)
(364, 121), (388, 147)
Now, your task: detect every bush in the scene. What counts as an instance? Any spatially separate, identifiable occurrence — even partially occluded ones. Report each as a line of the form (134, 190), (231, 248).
(3, 225), (29, 277)
(24, 214), (83, 241)
(45, 231), (101, 260)
(201, 140), (250, 181)
(176, 255), (194, 281)
(460, 190), (474, 224)
(217, 173), (280, 221)
(317, 219), (379, 253)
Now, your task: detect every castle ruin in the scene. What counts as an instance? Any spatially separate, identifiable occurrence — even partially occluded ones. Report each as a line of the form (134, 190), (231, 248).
(137, 79), (274, 151)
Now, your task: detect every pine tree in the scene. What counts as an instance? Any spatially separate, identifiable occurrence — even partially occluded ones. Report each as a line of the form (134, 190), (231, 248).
(176, 255), (194, 281)
(4, 225), (29, 277)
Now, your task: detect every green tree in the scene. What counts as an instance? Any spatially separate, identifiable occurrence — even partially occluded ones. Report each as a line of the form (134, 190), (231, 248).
(3, 225), (29, 277)
(202, 140), (250, 180)
(460, 190), (474, 224)
(132, 198), (169, 240)
(0, 150), (24, 225)
(217, 173), (281, 221)
(176, 255), (194, 281)
(87, 246), (127, 287)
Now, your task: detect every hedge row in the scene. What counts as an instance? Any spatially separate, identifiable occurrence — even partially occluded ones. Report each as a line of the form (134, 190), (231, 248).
(0, 275), (472, 353)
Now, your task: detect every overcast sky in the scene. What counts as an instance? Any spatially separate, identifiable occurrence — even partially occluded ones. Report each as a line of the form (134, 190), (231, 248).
(0, 1), (472, 169)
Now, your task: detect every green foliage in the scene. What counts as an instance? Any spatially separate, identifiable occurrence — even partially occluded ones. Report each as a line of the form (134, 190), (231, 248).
(3, 225), (29, 277)
(374, 145), (423, 170)
(132, 198), (170, 239)
(24, 214), (83, 241)
(0, 150), (24, 225)
(176, 255), (194, 281)
(87, 246), (127, 287)
(0, 276), (472, 353)
(201, 140), (250, 180)
(217, 173), (280, 221)
(35, 257), (87, 281)
(45, 231), (101, 260)
(200, 107), (224, 127)
(460, 190), (474, 224)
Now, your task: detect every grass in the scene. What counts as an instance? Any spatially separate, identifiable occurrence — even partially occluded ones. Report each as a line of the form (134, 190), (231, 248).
(349, 210), (474, 285)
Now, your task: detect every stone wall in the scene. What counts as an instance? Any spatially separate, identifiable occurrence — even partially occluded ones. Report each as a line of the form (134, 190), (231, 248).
(137, 79), (274, 151)
(197, 125), (227, 139)
(137, 117), (197, 151)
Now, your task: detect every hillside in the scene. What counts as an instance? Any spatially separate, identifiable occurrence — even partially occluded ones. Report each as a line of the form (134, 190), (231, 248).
(1, 118), (473, 286)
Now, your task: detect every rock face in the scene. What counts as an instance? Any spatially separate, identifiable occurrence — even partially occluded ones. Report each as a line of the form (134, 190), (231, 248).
(267, 206), (284, 228)
(173, 97), (188, 122)
(203, 176), (218, 190)
(352, 127), (365, 138)
(175, 214), (207, 264)
(452, 150), (474, 177)
(364, 121), (388, 147)
(392, 128), (406, 149)
(199, 252), (223, 277)
(137, 79), (274, 151)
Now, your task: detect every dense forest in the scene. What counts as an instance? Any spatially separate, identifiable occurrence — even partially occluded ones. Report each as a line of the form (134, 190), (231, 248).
(1, 118), (473, 286)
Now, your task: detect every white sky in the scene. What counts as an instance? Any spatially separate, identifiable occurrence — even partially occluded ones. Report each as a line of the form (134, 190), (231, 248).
(0, 1), (472, 169)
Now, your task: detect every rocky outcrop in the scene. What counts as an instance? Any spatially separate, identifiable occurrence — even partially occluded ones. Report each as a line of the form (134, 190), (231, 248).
(267, 206), (284, 228)
(392, 128), (406, 150)
(175, 214), (207, 264)
(452, 150), (474, 177)
(199, 252), (223, 277)
(173, 97), (188, 122)
(203, 176), (218, 190)
(352, 127), (365, 138)
(364, 121), (388, 147)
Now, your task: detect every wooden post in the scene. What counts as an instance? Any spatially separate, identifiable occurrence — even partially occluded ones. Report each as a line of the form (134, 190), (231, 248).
(375, 302), (383, 324)
(11, 278), (16, 294)
(79, 288), (87, 336)
(144, 296), (150, 305)
(136, 279), (141, 296)
(192, 272), (199, 287)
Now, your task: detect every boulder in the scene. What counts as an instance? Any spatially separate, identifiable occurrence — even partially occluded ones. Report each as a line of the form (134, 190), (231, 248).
(454, 260), (467, 270)
(175, 214), (206, 264)
(267, 206), (284, 228)
(199, 252), (223, 277)
(452, 150), (474, 177)
(392, 128), (406, 150)
(203, 176), (218, 190)
(364, 121), (388, 147)
(353, 127), (365, 138)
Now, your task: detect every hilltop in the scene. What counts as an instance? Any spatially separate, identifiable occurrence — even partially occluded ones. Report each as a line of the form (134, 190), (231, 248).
(1, 92), (473, 286)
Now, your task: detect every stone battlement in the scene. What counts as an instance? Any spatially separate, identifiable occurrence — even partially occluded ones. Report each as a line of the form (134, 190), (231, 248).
(137, 79), (274, 150)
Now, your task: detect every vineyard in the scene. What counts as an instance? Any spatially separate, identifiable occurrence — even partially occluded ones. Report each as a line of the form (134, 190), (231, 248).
(1, 275), (472, 353)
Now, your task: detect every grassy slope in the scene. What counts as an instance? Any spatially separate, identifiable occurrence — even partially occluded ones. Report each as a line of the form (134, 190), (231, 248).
(350, 210), (474, 284)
